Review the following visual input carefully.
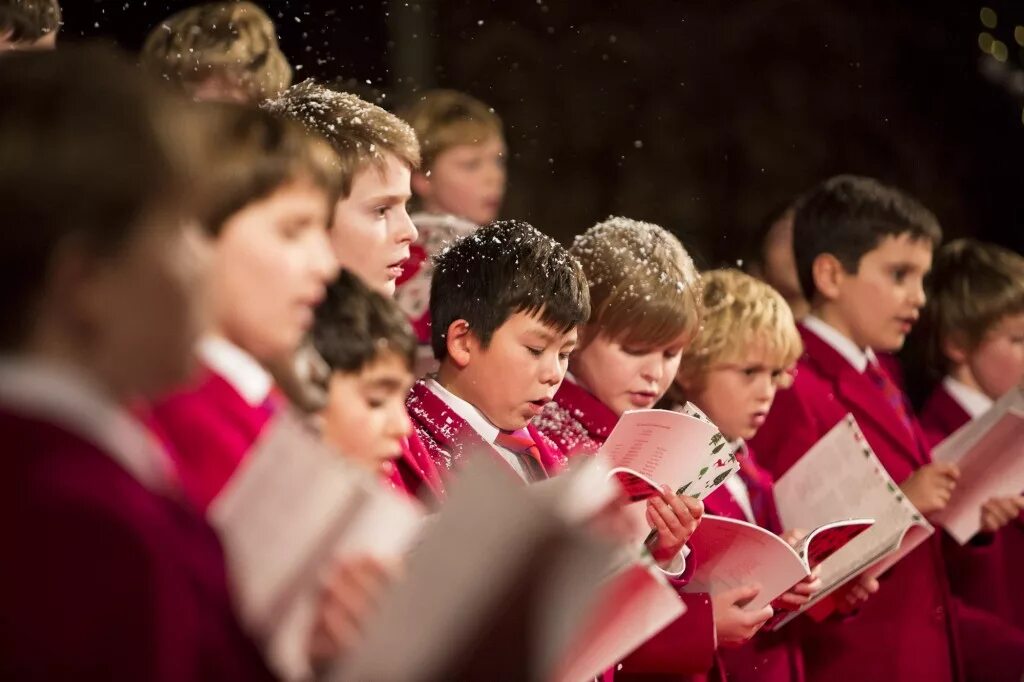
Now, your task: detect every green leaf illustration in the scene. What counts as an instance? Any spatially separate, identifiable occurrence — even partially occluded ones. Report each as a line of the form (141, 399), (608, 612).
(698, 466), (709, 478)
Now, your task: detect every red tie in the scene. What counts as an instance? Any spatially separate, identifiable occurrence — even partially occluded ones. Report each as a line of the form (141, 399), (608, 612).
(864, 361), (914, 437)
(495, 429), (546, 481)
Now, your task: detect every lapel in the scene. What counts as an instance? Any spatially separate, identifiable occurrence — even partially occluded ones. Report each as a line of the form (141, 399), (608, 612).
(927, 385), (971, 436)
(553, 378), (619, 443)
(405, 380), (534, 482)
(525, 423), (567, 476)
(739, 445), (783, 534)
(203, 368), (274, 443)
(799, 325), (927, 469)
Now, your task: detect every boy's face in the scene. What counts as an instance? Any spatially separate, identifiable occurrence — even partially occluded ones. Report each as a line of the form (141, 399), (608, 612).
(320, 352), (414, 472)
(83, 215), (209, 399)
(211, 180), (337, 363)
(963, 313), (1024, 399)
(570, 332), (688, 417)
(415, 135), (506, 226)
(824, 233), (932, 352)
(331, 152), (417, 296)
(687, 345), (787, 442)
(451, 310), (577, 431)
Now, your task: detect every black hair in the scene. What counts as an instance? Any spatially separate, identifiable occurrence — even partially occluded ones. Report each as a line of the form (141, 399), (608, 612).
(429, 220), (591, 360)
(0, 0), (61, 43)
(312, 270), (417, 373)
(793, 175), (942, 300)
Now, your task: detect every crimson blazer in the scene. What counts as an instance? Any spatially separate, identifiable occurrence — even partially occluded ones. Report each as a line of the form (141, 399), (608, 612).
(533, 378), (720, 680)
(920, 384), (1024, 637)
(749, 325), (962, 682)
(148, 368), (274, 511)
(0, 407), (274, 681)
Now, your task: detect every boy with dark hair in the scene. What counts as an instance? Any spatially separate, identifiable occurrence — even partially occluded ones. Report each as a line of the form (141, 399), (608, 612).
(312, 270), (443, 499)
(0, 45), (273, 679)
(750, 174), (1024, 681)
(140, 1), (290, 103)
(0, 0), (59, 51)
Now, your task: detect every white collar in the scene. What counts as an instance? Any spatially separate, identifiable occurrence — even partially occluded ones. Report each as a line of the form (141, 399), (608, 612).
(425, 377), (501, 444)
(803, 314), (877, 373)
(0, 357), (175, 494)
(197, 336), (273, 407)
(942, 375), (993, 419)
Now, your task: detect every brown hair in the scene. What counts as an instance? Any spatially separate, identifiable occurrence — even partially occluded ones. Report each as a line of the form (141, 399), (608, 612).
(0, 46), (210, 349)
(267, 80), (421, 199)
(925, 238), (1024, 371)
(673, 269), (802, 398)
(0, 0), (61, 43)
(398, 89), (503, 170)
(570, 216), (702, 350)
(200, 103), (341, 236)
(794, 175), (942, 301)
(140, 1), (291, 102)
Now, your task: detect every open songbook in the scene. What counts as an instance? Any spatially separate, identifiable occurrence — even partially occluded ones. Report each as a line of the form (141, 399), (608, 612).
(210, 410), (425, 681)
(768, 415), (933, 629)
(331, 454), (687, 682)
(684, 515), (872, 613)
(931, 386), (1024, 544)
(600, 404), (738, 503)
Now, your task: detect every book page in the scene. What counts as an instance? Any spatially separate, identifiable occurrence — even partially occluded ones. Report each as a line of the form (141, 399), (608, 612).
(553, 563), (686, 682)
(210, 410), (424, 680)
(602, 408), (736, 502)
(933, 405), (1024, 544)
(796, 519), (875, 569)
(772, 416), (932, 609)
(683, 515), (807, 611)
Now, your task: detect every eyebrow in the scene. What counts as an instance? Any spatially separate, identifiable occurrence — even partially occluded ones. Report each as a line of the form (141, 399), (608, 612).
(365, 192), (412, 206)
(365, 376), (408, 391)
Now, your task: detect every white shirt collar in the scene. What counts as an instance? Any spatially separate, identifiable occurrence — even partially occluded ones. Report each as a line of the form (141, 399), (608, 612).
(424, 377), (500, 444)
(803, 314), (877, 373)
(942, 375), (993, 419)
(0, 357), (175, 494)
(197, 336), (273, 407)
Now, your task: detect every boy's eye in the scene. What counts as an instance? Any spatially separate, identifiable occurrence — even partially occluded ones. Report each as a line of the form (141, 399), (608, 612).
(891, 267), (910, 283)
(558, 351), (571, 361)
(525, 346), (544, 357)
(622, 347), (648, 357)
(375, 206), (388, 218)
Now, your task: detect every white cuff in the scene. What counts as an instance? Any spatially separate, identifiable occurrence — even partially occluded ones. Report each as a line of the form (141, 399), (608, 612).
(656, 545), (689, 577)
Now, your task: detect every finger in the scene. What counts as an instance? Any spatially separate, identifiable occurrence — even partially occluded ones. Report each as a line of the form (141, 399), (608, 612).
(679, 493), (705, 519)
(651, 497), (686, 538)
(862, 577), (880, 594)
(647, 504), (673, 540)
(777, 592), (810, 609)
(724, 583), (761, 606)
(662, 490), (695, 523)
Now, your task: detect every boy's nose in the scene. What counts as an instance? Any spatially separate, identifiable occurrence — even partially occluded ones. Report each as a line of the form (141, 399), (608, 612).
(312, 231), (340, 281)
(393, 208), (418, 245)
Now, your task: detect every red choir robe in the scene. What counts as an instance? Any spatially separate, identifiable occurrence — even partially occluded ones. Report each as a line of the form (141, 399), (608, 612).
(0, 365), (273, 681)
(698, 443), (804, 682)
(149, 367), (275, 511)
(407, 377), (718, 678)
(534, 377), (720, 679)
(919, 382), (1024, 634)
(750, 323), (1024, 682)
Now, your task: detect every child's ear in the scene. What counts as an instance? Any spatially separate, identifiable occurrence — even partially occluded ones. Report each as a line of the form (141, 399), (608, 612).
(811, 253), (844, 301)
(941, 332), (970, 366)
(445, 319), (475, 368)
(411, 171), (433, 201)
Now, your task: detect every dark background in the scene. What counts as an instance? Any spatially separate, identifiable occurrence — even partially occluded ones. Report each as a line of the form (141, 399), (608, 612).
(65, 0), (1024, 265)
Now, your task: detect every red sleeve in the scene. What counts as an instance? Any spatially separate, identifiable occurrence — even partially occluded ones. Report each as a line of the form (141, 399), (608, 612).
(1, 504), (203, 680)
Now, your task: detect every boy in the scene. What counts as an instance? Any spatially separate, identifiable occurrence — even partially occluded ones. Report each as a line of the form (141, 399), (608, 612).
(535, 219), (765, 676)
(408, 218), (712, 677)
(918, 238), (1024, 630)
(665, 269), (817, 682)
(747, 199), (809, 321)
(268, 81), (421, 296)
(311, 270), (443, 500)
(0, 45), (273, 679)
(0, 0), (59, 51)
(148, 105), (340, 511)
(749, 175), (1024, 681)
(140, 1), (291, 103)
(395, 90), (506, 346)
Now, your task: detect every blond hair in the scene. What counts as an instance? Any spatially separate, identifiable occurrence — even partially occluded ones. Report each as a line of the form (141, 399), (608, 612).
(926, 239), (1024, 369)
(140, 1), (291, 102)
(570, 216), (702, 349)
(675, 269), (802, 395)
(266, 81), (421, 199)
(398, 89), (503, 170)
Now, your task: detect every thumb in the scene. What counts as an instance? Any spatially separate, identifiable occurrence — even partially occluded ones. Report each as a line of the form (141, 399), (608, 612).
(723, 583), (761, 605)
